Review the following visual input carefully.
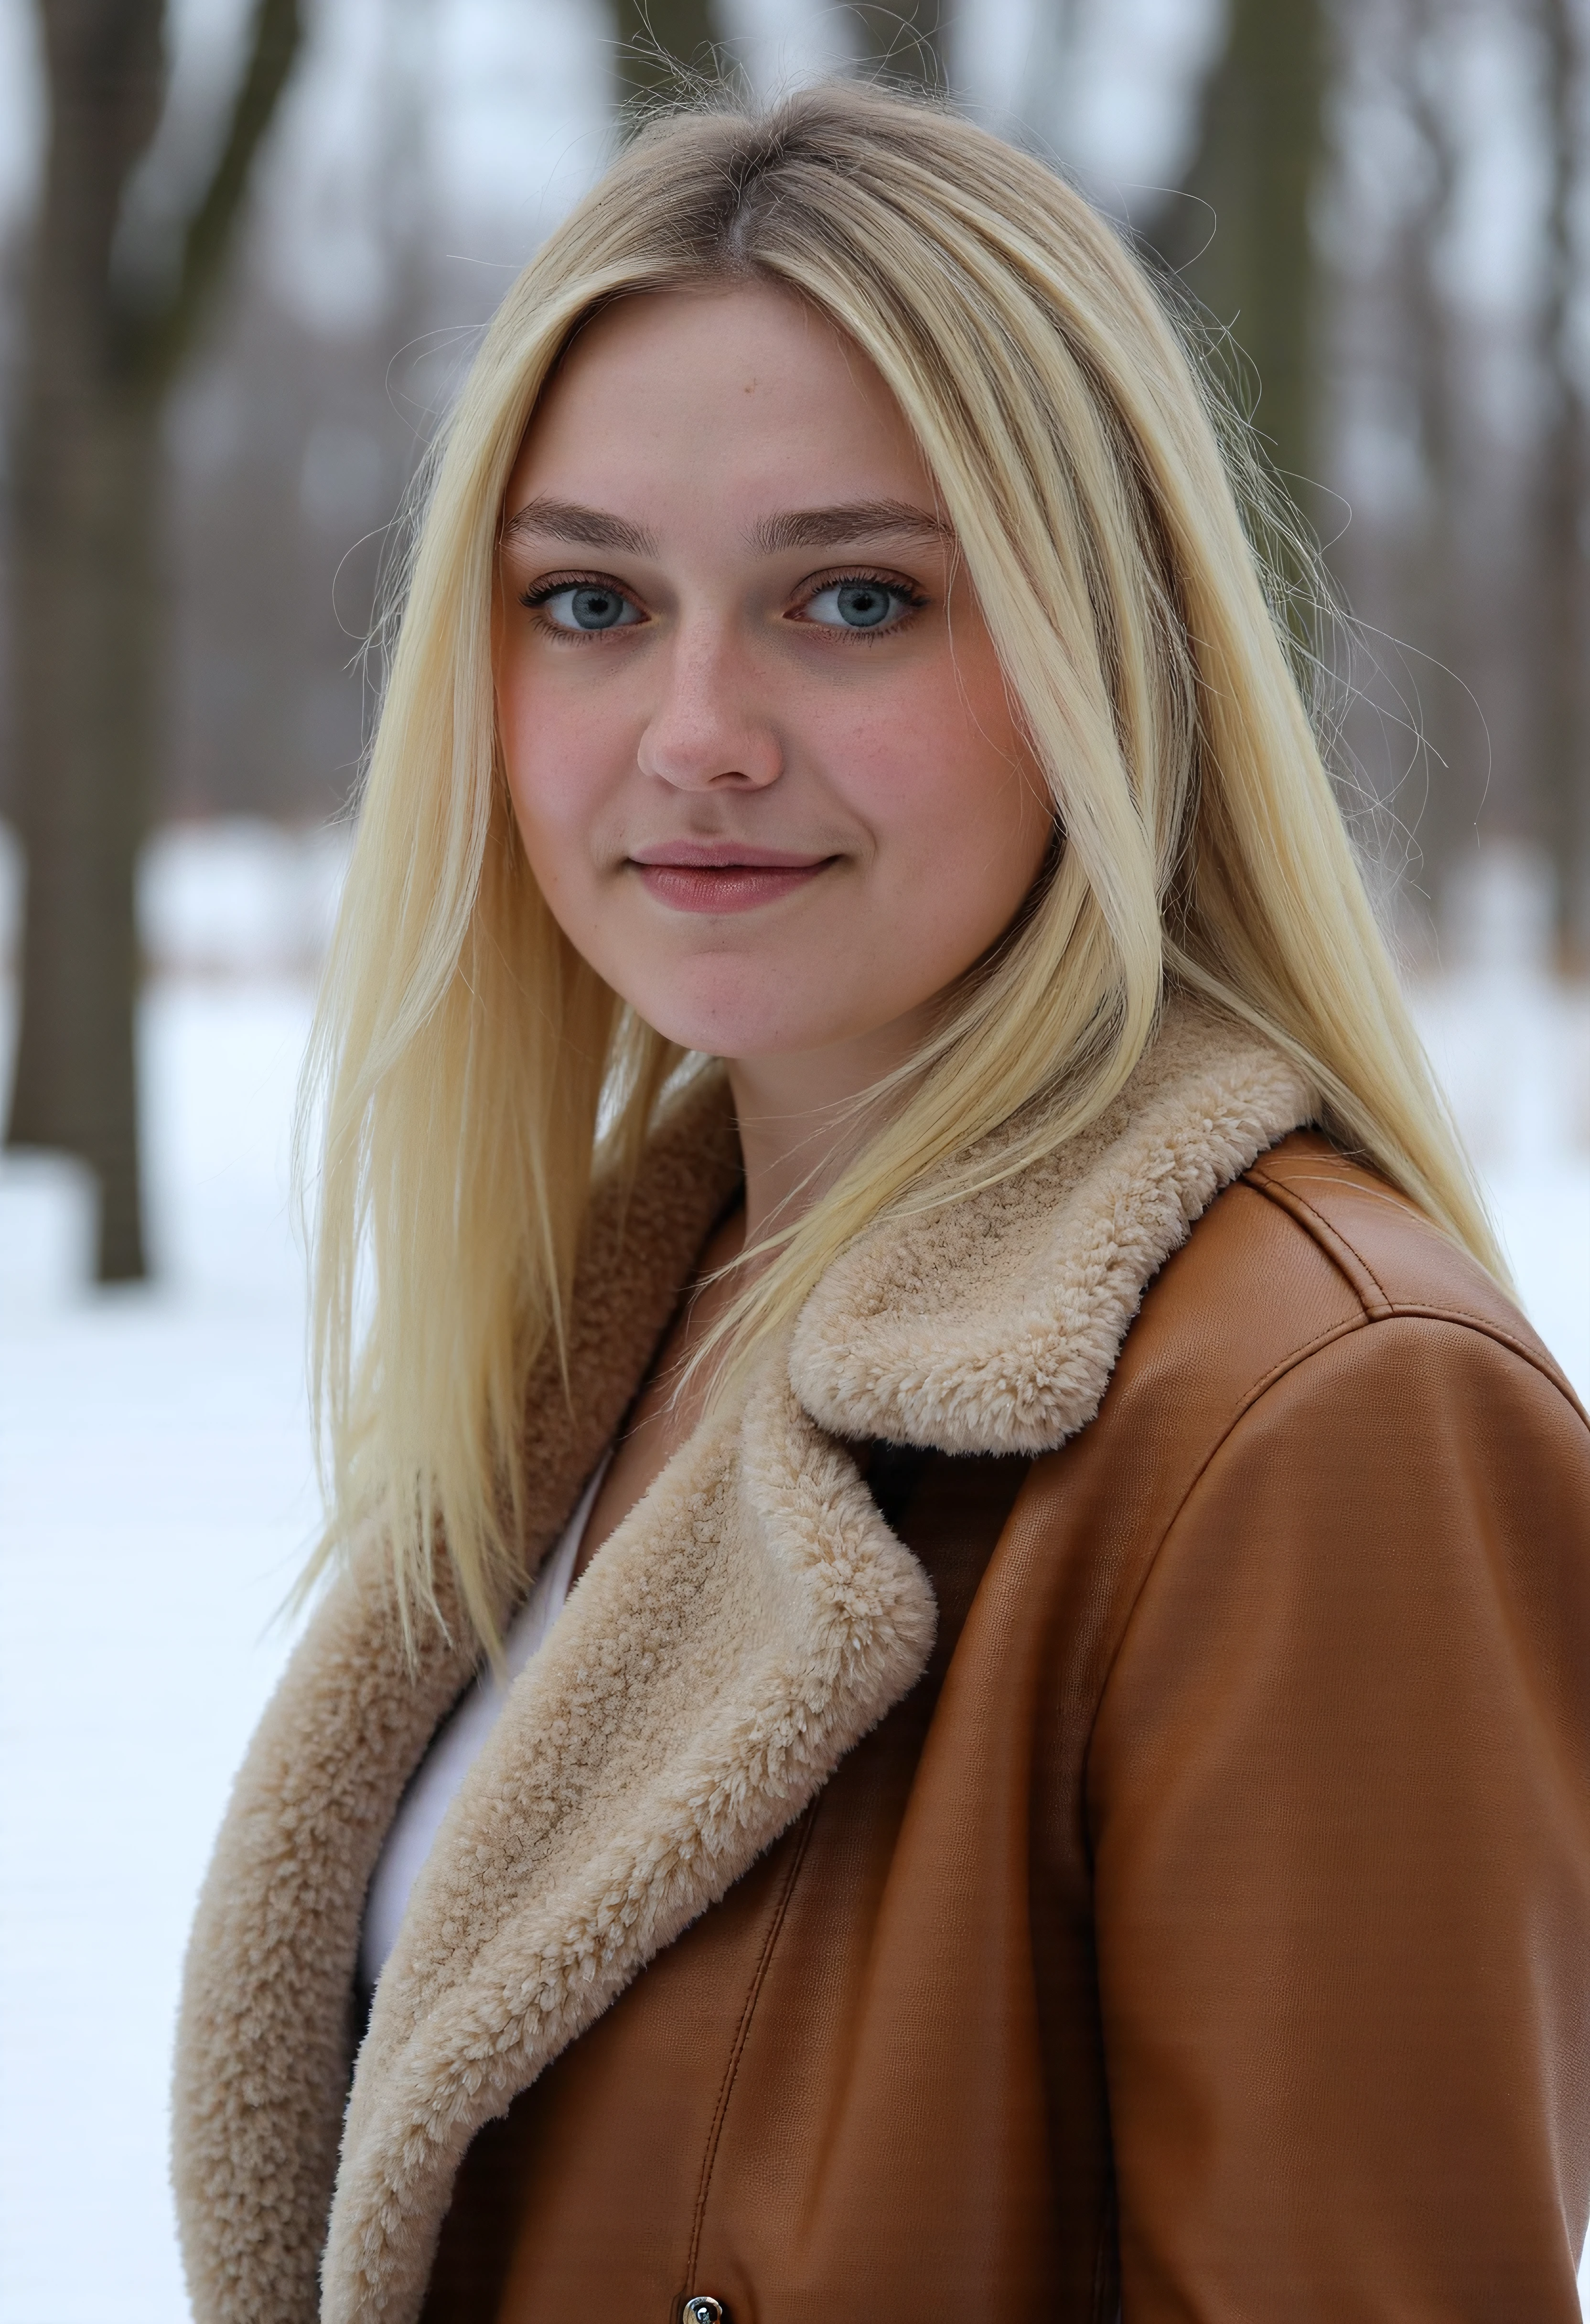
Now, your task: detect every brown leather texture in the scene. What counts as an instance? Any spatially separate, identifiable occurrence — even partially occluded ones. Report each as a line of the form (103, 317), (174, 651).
(421, 1134), (1590, 2323)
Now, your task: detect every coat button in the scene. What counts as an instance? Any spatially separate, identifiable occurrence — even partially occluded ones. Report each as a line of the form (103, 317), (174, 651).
(683, 2301), (725, 2324)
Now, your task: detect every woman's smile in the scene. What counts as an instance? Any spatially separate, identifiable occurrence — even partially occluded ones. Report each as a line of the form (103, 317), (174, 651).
(628, 839), (838, 915)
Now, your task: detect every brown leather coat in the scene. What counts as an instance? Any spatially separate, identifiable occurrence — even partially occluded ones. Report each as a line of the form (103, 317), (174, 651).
(172, 1010), (1590, 2324)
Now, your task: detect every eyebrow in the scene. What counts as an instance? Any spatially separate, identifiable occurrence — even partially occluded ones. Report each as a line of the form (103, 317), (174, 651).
(501, 494), (950, 560)
(502, 497), (660, 555)
(750, 500), (951, 554)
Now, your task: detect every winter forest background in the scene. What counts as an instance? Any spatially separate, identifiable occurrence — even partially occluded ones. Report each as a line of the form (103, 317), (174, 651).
(1, 1), (1589, 2318)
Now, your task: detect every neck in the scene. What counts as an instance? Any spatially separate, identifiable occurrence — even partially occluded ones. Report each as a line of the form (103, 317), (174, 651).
(724, 1005), (933, 1251)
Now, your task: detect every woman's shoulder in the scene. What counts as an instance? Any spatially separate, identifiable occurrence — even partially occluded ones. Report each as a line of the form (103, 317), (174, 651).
(1243, 1130), (1570, 1378)
(1076, 1147), (1590, 2324)
(1027, 1126), (1590, 1662)
(1067, 1125), (1590, 1843)
(1122, 1126), (1582, 1435)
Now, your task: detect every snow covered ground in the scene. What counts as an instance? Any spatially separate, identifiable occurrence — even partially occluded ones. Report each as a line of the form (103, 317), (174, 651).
(0, 823), (1588, 2323)
(0, 979), (317, 2324)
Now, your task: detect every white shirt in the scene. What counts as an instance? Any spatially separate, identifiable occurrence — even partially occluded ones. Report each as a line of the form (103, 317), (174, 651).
(357, 1456), (610, 1993)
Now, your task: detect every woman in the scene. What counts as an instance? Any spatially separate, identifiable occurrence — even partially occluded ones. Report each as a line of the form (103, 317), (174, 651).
(172, 84), (1590, 2324)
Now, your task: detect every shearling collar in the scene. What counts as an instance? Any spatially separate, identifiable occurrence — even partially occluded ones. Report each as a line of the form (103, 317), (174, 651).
(171, 1001), (1313, 2324)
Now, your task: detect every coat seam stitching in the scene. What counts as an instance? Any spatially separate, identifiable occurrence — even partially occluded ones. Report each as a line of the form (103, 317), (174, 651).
(679, 1806), (818, 2306)
(1085, 1306), (1583, 1770)
(1372, 1301), (1583, 1376)
(1244, 1166), (1394, 1307)
(1245, 1171), (1580, 1402)
(1080, 1309), (1371, 1815)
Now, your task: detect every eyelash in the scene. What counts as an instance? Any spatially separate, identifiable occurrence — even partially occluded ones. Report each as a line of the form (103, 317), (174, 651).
(793, 568), (930, 640)
(516, 567), (930, 640)
(517, 572), (640, 633)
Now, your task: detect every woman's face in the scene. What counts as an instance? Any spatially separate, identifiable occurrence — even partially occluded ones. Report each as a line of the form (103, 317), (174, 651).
(495, 282), (1053, 1076)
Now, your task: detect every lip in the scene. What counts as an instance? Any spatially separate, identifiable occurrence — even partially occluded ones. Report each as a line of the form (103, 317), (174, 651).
(627, 841), (837, 915)
(629, 841), (830, 869)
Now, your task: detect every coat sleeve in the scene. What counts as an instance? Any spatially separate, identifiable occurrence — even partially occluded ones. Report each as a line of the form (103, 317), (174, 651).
(1086, 1314), (1590, 2320)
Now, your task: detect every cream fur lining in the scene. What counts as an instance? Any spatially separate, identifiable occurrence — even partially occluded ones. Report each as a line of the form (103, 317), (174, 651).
(792, 1000), (1316, 1452)
(171, 1003), (1312, 2324)
(323, 1370), (935, 2321)
(172, 1084), (743, 2324)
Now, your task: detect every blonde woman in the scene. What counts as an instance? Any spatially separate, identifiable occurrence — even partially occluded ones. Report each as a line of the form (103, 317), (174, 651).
(172, 85), (1590, 2324)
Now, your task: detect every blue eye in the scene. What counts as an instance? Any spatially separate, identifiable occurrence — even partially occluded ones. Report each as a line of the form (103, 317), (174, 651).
(534, 583), (644, 632)
(802, 579), (917, 631)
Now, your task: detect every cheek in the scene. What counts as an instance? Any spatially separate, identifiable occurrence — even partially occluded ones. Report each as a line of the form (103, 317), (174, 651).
(496, 673), (622, 903)
(837, 658), (1051, 933)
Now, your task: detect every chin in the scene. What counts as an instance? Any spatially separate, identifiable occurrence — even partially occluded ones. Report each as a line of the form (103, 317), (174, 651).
(622, 961), (841, 1059)
(636, 1009), (821, 1060)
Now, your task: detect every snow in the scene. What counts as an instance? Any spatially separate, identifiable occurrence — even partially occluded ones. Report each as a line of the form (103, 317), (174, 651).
(1, 981), (315, 2324)
(1, 822), (1588, 2323)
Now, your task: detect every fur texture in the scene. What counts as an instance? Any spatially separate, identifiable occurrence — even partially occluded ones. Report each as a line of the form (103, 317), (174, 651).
(171, 1082), (742, 2324)
(791, 1001), (1317, 1451)
(171, 1004), (1312, 2324)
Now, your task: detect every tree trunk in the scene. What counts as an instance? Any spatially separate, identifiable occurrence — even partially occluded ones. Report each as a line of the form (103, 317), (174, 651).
(6, 0), (164, 1279)
(5, 0), (303, 1279)
(1160, 0), (1327, 513)
(10, 380), (162, 1278)
(1536, 0), (1590, 968)
(1399, 0), (1478, 925)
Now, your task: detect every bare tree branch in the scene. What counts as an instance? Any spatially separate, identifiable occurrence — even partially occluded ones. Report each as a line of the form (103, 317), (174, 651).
(124, 0), (305, 392)
(6, 0), (307, 1276)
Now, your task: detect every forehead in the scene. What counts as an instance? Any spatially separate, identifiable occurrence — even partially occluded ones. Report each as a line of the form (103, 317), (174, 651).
(505, 281), (932, 516)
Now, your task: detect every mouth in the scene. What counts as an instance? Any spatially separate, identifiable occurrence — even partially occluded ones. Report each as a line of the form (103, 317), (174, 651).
(627, 841), (838, 915)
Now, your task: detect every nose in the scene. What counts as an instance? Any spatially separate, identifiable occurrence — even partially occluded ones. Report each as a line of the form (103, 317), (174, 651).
(635, 625), (782, 792)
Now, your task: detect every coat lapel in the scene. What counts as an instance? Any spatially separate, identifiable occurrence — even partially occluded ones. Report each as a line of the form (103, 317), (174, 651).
(172, 1003), (1314, 2324)
(322, 1368), (936, 2321)
(790, 999), (1317, 1450)
(171, 1077), (742, 2324)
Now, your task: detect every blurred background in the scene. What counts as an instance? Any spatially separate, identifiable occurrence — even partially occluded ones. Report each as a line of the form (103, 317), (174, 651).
(1, 2), (1588, 2317)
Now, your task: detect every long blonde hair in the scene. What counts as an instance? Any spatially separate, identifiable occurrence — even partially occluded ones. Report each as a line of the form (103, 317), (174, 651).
(300, 82), (1500, 1648)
